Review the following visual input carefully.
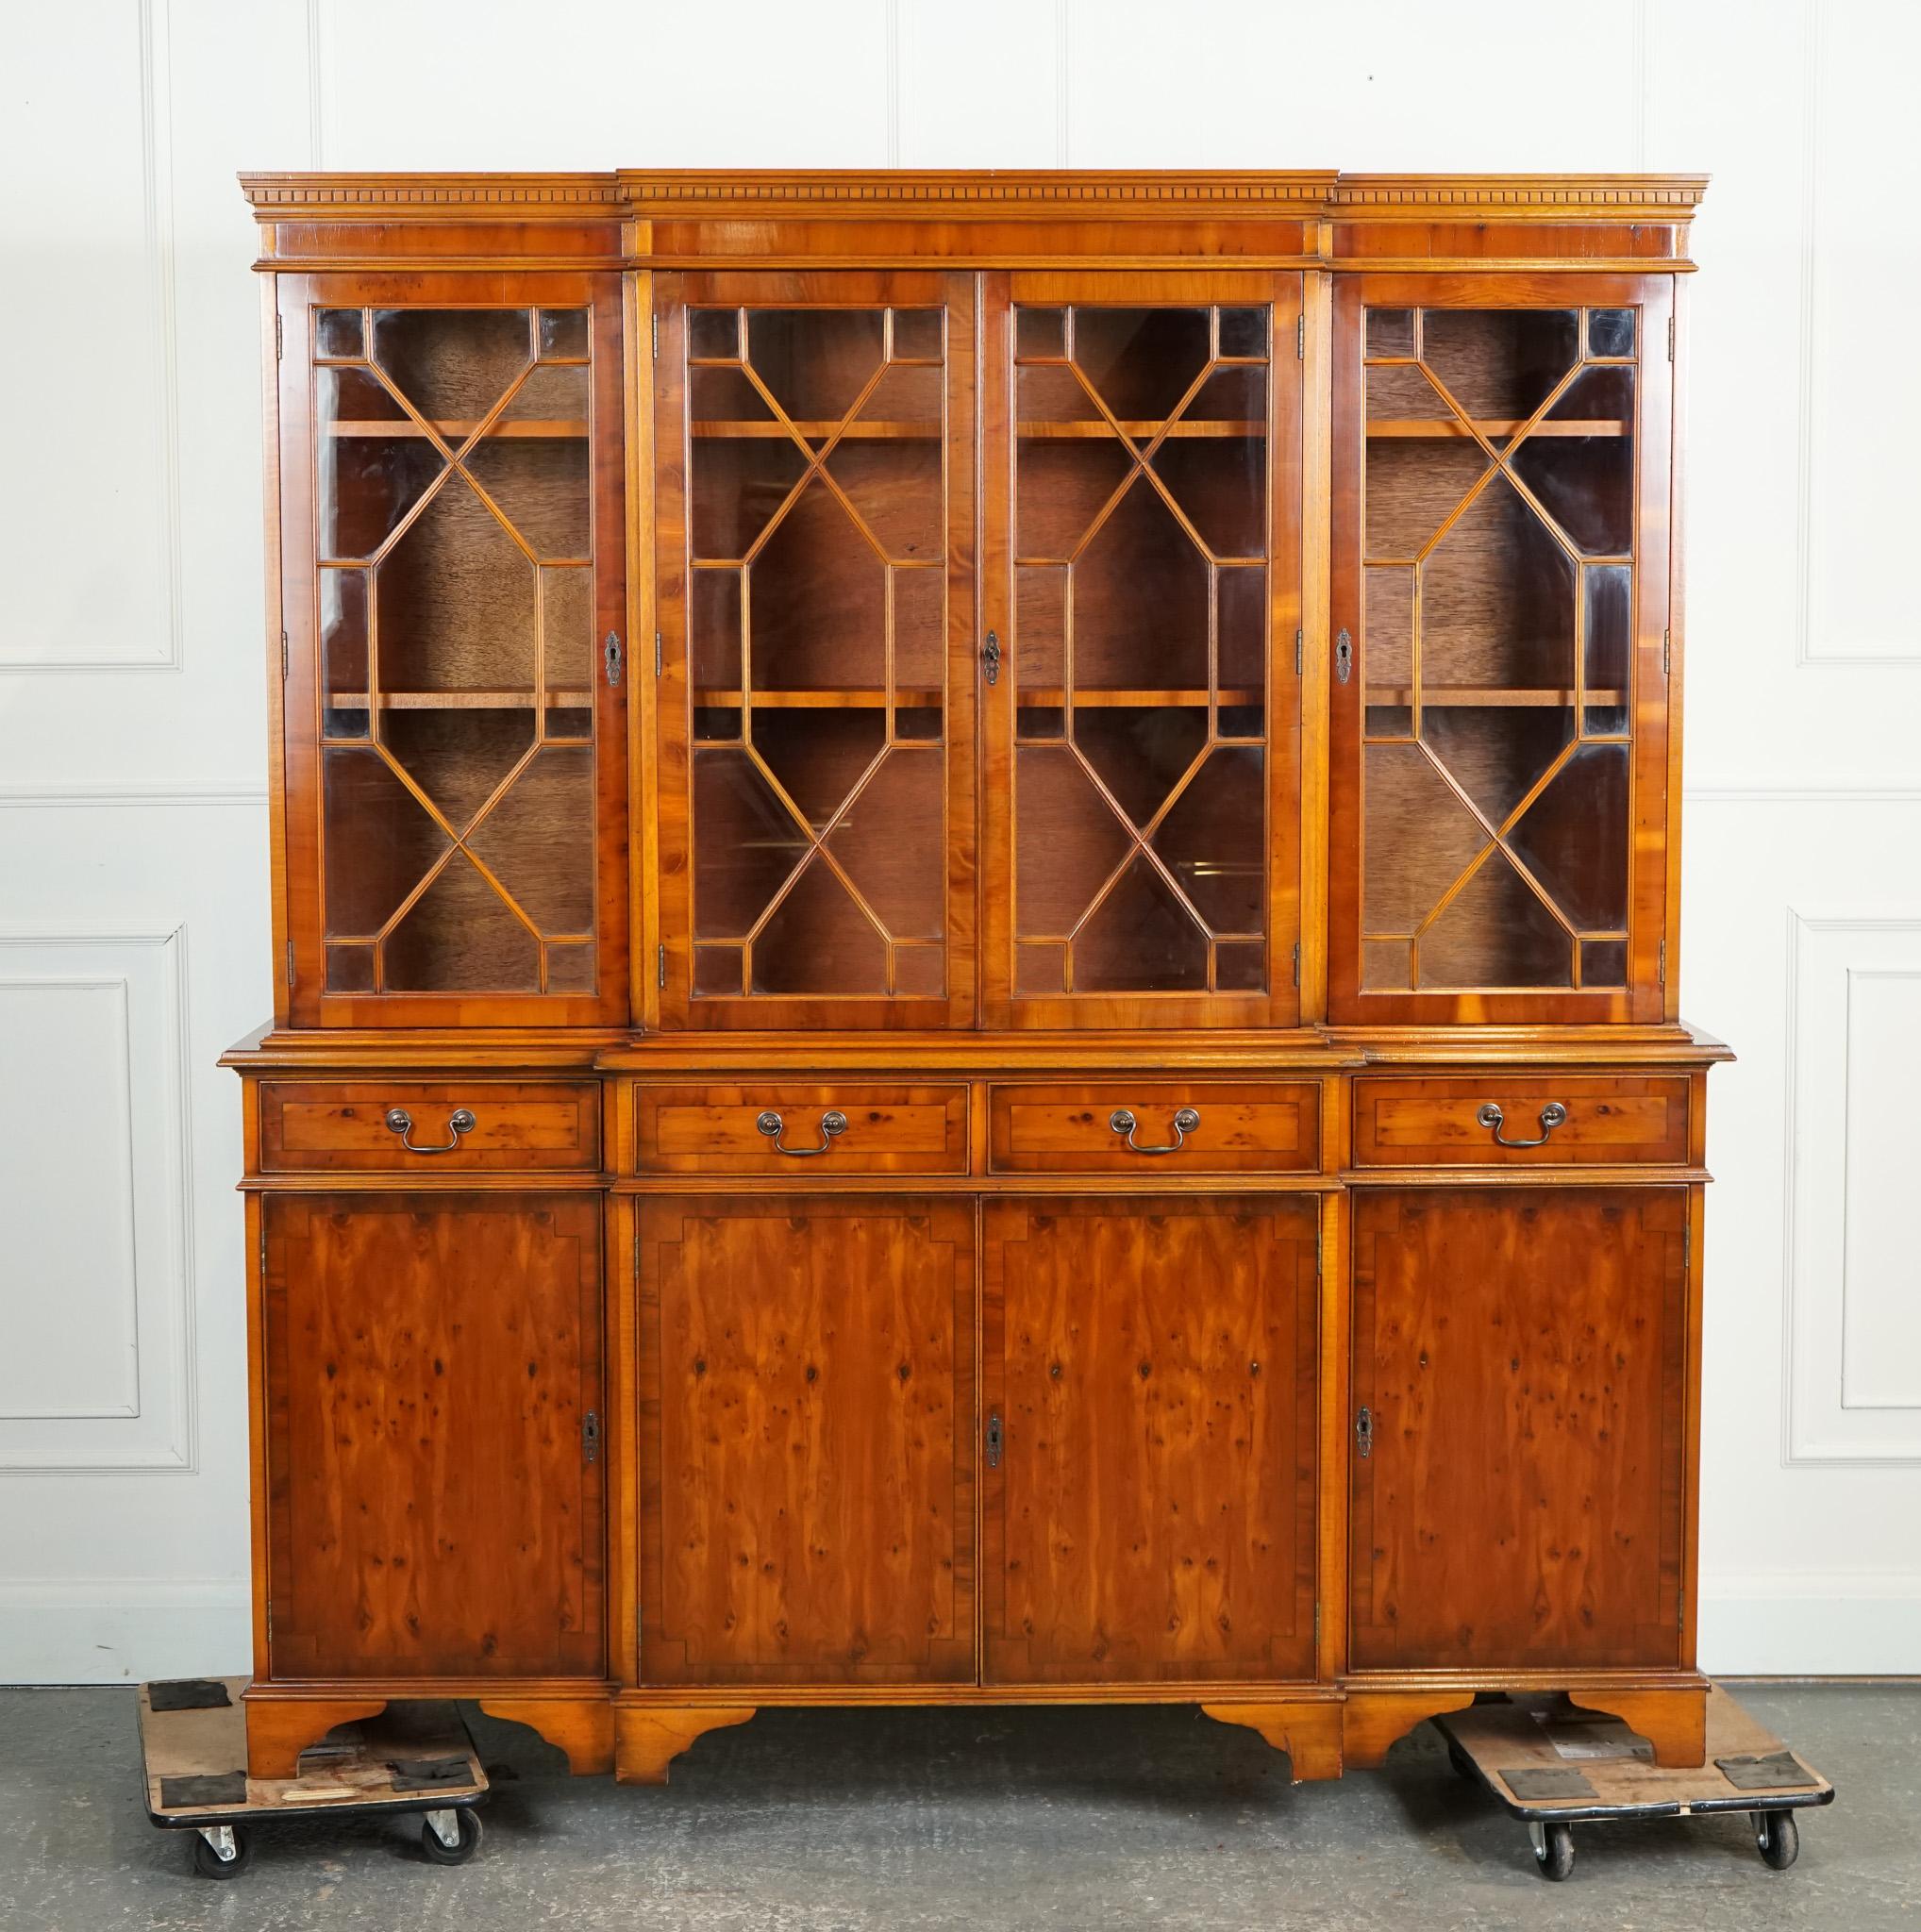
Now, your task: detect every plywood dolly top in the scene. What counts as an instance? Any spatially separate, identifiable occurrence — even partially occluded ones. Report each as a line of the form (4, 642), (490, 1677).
(1434, 1684), (1834, 1883)
(138, 1676), (487, 1879)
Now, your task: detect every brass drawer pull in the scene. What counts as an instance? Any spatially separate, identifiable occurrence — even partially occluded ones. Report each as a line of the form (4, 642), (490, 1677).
(1476, 1100), (1568, 1148)
(756, 1108), (848, 1157)
(383, 1106), (476, 1154)
(1108, 1106), (1201, 1155)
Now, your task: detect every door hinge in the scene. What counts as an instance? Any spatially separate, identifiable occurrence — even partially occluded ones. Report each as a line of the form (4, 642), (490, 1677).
(654, 630), (663, 677)
(985, 1409), (1003, 1470)
(1684, 1221), (1693, 1270)
(285, 941), (294, 989)
(1355, 1406), (1373, 1458)
(1678, 1583), (1686, 1628)
(279, 628), (289, 680)
(275, 312), (283, 361)
(651, 311), (659, 361)
(1295, 627), (1303, 676)
(1667, 313), (1676, 360)
(1662, 627), (1672, 676)
(265, 1602), (273, 1644)
(1659, 939), (1667, 986)
(1292, 941), (1300, 988)
(604, 631), (623, 687)
(581, 1409), (601, 1465)
(1296, 312), (1305, 359)
(657, 944), (666, 991)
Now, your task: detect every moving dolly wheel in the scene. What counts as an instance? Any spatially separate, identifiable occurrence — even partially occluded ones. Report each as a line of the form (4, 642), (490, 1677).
(1755, 1809), (1799, 1871)
(1528, 1819), (1576, 1881)
(421, 1807), (484, 1865)
(191, 1824), (254, 1880)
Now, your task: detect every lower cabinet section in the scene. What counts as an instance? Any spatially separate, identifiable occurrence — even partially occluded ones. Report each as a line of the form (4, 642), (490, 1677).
(1348, 1187), (1690, 1672)
(636, 1196), (977, 1684)
(982, 1197), (1320, 1683)
(260, 1193), (606, 1679)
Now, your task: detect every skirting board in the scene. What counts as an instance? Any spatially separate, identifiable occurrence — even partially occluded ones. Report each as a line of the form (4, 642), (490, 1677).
(1697, 1573), (1921, 1676)
(0, 1580), (249, 1686)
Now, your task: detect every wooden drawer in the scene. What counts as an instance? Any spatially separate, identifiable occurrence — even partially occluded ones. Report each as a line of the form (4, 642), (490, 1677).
(1351, 1074), (1691, 1168)
(259, 1081), (601, 1174)
(635, 1084), (970, 1175)
(989, 1083), (1320, 1174)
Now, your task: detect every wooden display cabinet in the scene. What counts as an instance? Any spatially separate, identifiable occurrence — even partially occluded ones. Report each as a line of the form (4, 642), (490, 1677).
(226, 170), (1722, 1788)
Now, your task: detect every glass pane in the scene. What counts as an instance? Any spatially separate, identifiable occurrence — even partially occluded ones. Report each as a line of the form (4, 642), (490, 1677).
(1011, 303), (1273, 1000)
(1357, 307), (1637, 995)
(682, 304), (950, 1003)
(311, 307), (600, 1001)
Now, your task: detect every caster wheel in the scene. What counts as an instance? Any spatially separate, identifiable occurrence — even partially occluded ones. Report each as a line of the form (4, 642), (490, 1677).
(192, 1825), (254, 1880)
(1755, 1809), (1799, 1871)
(421, 1809), (483, 1865)
(1529, 1820), (1575, 1882)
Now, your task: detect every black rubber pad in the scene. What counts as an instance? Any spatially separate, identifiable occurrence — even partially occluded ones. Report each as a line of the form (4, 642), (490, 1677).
(148, 1679), (232, 1712)
(159, 1772), (248, 1808)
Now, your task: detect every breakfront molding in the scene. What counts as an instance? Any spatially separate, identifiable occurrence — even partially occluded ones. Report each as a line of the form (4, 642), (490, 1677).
(226, 169), (1725, 1790)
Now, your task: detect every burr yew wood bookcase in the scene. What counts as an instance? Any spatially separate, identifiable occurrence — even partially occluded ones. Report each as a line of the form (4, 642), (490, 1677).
(226, 170), (1721, 1787)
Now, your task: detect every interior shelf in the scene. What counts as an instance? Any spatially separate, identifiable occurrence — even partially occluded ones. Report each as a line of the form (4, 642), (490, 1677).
(693, 688), (943, 708)
(1365, 418), (1629, 440)
(324, 420), (588, 440)
(1016, 420), (1265, 440)
(1017, 688), (1262, 708)
(1364, 686), (1626, 708)
(328, 690), (593, 710)
(690, 420), (940, 440)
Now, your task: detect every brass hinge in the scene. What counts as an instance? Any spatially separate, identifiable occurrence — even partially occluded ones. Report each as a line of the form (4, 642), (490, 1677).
(275, 312), (283, 361)
(654, 631), (663, 676)
(1685, 1221), (1693, 1270)
(657, 944), (666, 991)
(1659, 939), (1667, 986)
(285, 941), (294, 989)
(1667, 313), (1676, 360)
(1295, 627), (1303, 676)
(652, 312), (660, 361)
(279, 628), (289, 680)
(1292, 941), (1300, 988)
(1678, 1583), (1686, 1628)
(1662, 627), (1672, 676)
(1296, 312), (1304, 359)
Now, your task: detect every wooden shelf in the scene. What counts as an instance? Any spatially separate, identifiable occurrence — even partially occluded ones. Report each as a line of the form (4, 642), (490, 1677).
(1364, 686), (1626, 708)
(690, 420), (941, 440)
(1018, 688), (1262, 708)
(693, 689), (943, 708)
(1365, 418), (1628, 440)
(1017, 421), (1264, 440)
(324, 420), (587, 439)
(329, 690), (593, 710)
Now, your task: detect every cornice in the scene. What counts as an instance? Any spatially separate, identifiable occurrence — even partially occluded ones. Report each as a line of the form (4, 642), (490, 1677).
(239, 169), (1707, 224)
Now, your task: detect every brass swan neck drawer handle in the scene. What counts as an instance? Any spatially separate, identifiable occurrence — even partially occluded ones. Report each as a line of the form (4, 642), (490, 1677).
(1476, 1100), (1568, 1148)
(757, 1108), (848, 1157)
(384, 1106), (476, 1153)
(1109, 1106), (1201, 1156)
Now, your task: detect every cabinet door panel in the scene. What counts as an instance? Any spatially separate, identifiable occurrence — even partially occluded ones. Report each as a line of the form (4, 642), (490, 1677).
(280, 275), (628, 1026)
(262, 1193), (604, 1679)
(655, 273), (977, 1030)
(984, 1197), (1318, 1683)
(1328, 275), (1673, 1025)
(982, 274), (1304, 1029)
(1350, 1188), (1688, 1670)
(639, 1196), (976, 1684)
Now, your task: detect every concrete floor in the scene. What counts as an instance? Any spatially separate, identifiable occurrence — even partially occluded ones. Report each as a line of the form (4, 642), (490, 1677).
(0, 1684), (1913, 1930)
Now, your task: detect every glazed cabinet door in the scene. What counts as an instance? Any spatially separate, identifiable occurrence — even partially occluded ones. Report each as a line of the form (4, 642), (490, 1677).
(654, 274), (977, 1028)
(982, 275), (1304, 1028)
(1328, 276), (1674, 1024)
(277, 276), (628, 1025)
(637, 1197), (976, 1683)
(983, 1197), (1319, 1683)
(1350, 1188), (1690, 1671)
(260, 1194), (605, 1679)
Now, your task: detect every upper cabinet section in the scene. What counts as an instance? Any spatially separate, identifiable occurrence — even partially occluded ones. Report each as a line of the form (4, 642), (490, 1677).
(277, 273), (628, 1026)
(654, 271), (977, 1029)
(1328, 275), (1675, 1025)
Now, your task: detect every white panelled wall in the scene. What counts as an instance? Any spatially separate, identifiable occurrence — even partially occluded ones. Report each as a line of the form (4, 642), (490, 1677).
(1, 0), (1914, 1681)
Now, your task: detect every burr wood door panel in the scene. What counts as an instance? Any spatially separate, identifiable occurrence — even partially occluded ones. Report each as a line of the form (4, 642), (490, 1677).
(261, 1194), (605, 1680)
(983, 1197), (1319, 1683)
(1349, 1188), (1688, 1671)
(638, 1197), (976, 1684)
